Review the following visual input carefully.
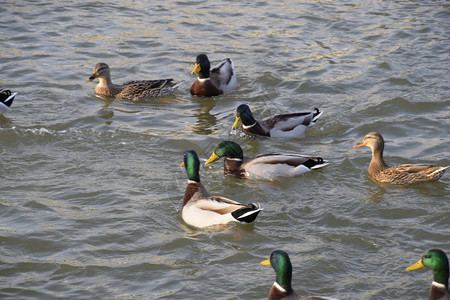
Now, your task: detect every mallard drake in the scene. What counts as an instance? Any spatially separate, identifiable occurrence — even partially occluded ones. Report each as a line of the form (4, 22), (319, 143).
(406, 249), (449, 300)
(232, 104), (322, 139)
(181, 150), (261, 228)
(261, 250), (340, 300)
(0, 89), (17, 115)
(205, 141), (328, 180)
(190, 54), (237, 97)
(86, 62), (182, 101)
(353, 132), (449, 185)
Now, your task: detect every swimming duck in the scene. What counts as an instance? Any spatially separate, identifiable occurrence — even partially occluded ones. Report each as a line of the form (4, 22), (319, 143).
(190, 54), (237, 97)
(86, 62), (182, 101)
(181, 150), (261, 228)
(261, 250), (340, 300)
(232, 104), (323, 139)
(406, 249), (449, 300)
(205, 141), (328, 180)
(0, 89), (17, 115)
(353, 132), (449, 185)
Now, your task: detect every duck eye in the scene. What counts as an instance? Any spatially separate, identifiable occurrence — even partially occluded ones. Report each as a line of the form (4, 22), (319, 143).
(424, 255), (431, 259)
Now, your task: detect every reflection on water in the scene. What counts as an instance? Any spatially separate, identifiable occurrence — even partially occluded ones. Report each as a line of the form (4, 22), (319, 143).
(366, 185), (386, 203)
(189, 98), (217, 135)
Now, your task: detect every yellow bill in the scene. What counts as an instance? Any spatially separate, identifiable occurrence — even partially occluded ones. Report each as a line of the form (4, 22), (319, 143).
(205, 152), (220, 166)
(232, 116), (242, 130)
(191, 63), (201, 75)
(406, 259), (425, 271)
(180, 162), (185, 167)
(260, 258), (271, 266)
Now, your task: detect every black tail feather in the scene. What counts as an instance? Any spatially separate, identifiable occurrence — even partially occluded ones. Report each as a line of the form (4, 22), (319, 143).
(0, 90), (17, 107)
(231, 203), (261, 223)
(312, 108), (322, 122)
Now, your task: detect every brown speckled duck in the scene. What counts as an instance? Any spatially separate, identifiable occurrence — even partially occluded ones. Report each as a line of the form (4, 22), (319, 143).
(86, 62), (182, 101)
(190, 54), (237, 97)
(232, 104), (322, 139)
(406, 249), (449, 300)
(353, 132), (449, 185)
(261, 250), (340, 300)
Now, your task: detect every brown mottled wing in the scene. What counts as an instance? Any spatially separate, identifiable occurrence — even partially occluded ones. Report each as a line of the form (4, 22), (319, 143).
(376, 164), (448, 184)
(122, 79), (174, 88)
(118, 79), (175, 100)
(394, 164), (438, 173)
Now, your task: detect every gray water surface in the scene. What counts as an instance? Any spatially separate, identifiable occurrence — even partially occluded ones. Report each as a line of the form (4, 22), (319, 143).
(1, 1), (449, 299)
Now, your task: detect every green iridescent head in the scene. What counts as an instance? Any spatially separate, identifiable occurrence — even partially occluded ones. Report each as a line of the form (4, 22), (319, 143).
(191, 54), (211, 79)
(232, 104), (257, 129)
(261, 250), (293, 292)
(183, 150), (200, 182)
(205, 141), (244, 165)
(406, 249), (449, 286)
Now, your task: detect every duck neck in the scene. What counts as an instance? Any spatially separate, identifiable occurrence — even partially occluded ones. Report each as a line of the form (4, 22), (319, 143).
(432, 263), (449, 288)
(244, 122), (269, 136)
(429, 254), (450, 299)
(183, 180), (207, 206)
(276, 269), (292, 292)
(429, 281), (449, 300)
(369, 143), (389, 172)
(198, 68), (210, 79)
(97, 76), (114, 88)
(241, 112), (257, 127)
(224, 158), (244, 175)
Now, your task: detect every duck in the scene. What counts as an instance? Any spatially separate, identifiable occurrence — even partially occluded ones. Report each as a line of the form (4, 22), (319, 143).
(0, 89), (17, 115)
(205, 141), (329, 180)
(353, 132), (449, 185)
(86, 62), (182, 101)
(190, 54), (237, 97)
(406, 249), (449, 300)
(261, 250), (340, 300)
(181, 150), (261, 228)
(232, 104), (323, 139)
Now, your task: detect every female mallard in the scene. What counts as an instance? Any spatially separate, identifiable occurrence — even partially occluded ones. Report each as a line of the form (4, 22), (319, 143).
(190, 54), (237, 97)
(261, 250), (340, 300)
(232, 104), (322, 139)
(406, 249), (449, 300)
(353, 132), (449, 185)
(205, 141), (328, 180)
(86, 62), (182, 101)
(181, 150), (261, 228)
(0, 89), (17, 115)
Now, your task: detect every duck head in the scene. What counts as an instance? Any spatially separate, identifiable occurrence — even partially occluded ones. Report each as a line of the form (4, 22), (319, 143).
(353, 132), (385, 155)
(233, 104), (257, 129)
(191, 54), (211, 79)
(87, 62), (111, 82)
(182, 150), (201, 182)
(205, 141), (244, 165)
(406, 249), (449, 287)
(261, 250), (294, 293)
